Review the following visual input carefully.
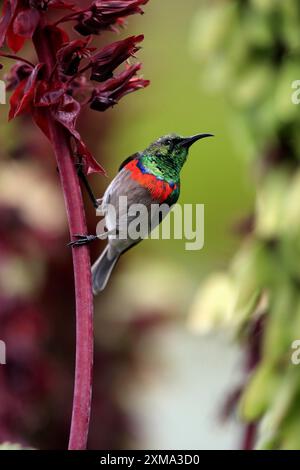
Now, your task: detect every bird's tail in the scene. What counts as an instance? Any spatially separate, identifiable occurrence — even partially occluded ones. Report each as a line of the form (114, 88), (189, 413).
(92, 245), (120, 295)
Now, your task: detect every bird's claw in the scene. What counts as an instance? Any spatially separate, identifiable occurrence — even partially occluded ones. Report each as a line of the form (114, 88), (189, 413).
(68, 234), (98, 247)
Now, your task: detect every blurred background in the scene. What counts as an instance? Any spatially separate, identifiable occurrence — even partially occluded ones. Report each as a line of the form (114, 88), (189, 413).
(1, 0), (299, 450)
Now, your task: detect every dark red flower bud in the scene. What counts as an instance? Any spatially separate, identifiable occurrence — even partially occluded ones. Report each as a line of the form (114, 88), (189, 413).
(90, 63), (149, 111)
(74, 0), (149, 36)
(4, 61), (33, 91)
(90, 34), (143, 82)
(57, 38), (95, 76)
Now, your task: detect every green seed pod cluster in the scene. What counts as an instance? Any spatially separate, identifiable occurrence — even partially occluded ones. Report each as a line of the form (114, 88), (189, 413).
(190, 0), (300, 449)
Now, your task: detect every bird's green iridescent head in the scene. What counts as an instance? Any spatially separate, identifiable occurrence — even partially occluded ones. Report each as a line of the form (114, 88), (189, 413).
(141, 133), (213, 181)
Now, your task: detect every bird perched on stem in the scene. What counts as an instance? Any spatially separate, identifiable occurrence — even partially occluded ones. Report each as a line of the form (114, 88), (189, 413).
(70, 133), (213, 293)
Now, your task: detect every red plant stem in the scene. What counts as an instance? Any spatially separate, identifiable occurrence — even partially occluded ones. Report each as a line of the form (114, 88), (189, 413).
(33, 25), (94, 450)
(243, 423), (257, 450)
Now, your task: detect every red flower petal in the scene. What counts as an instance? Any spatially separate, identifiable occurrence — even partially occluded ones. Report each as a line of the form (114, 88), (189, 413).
(77, 140), (106, 176)
(32, 94), (105, 175)
(0, 0), (17, 49)
(4, 61), (33, 91)
(51, 93), (81, 137)
(9, 63), (43, 119)
(35, 81), (67, 107)
(0, 0), (42, 52)
(51, 94), (105, 175)
(8, 78), (26, 120)
(13, 8), (40, 38)
(7, 27), (25, 52)
(43, 24), (70, 54)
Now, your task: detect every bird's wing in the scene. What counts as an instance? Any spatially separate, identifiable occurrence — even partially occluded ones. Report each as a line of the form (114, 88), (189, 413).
(118, 152), (141, 172)
(105, 168), (154, 227)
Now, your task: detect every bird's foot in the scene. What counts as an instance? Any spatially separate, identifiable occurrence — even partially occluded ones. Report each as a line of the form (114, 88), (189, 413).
(68, 234), (98, 247)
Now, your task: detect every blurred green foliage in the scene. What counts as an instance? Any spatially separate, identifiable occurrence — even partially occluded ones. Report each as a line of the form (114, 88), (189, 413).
(191, 0), (300, 449)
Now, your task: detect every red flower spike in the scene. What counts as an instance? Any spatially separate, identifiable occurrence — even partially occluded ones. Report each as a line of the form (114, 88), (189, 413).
(9, 63), (43, 119)
(74, 0), (149, 36)
(90, 34), (143, 82)
(57, 37), (95, 76)
(90, 63), (149, 111)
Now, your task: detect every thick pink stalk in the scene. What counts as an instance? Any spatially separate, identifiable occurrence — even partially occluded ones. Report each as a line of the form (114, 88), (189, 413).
(33, 25), (94, 450)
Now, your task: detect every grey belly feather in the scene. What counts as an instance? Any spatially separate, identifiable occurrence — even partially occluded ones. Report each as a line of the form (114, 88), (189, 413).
(102, 168), (170, 256)
(92, 168), (171, 294)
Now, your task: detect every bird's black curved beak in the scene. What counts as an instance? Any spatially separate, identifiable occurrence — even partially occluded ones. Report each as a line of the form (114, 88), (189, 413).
(180, 133), (214, 149)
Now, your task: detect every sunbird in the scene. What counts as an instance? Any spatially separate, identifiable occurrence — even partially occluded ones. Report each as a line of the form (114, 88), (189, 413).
(70, 133), (213, 294)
